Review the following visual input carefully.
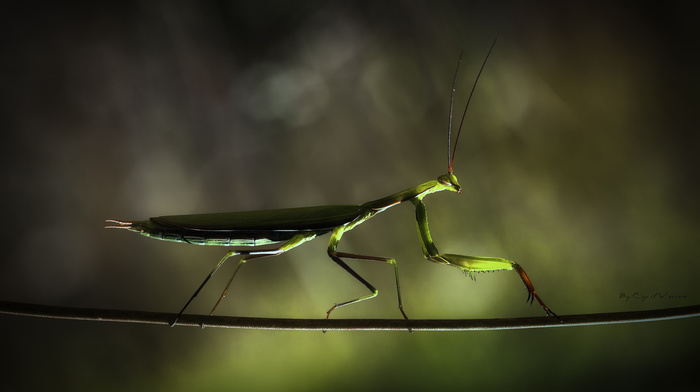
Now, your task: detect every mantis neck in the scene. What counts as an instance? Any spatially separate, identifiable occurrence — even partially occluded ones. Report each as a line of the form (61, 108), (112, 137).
(361, 180), (443, 211)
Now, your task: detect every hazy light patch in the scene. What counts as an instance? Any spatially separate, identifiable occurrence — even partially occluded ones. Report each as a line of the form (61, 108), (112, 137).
(484, 64), (534, 129)
(242, 65), (330, 128)
(296, 16), (364, 75)
(124, 150), (204, 216)
(18, 223), (97, 300)
(163, 330), (396, 392)
(362, 55), (429, 126)
(239, 17), (364, 130)
(482, 63), (578, 146)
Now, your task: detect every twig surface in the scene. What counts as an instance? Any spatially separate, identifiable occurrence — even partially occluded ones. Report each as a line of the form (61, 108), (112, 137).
(1, 300), (698, 331)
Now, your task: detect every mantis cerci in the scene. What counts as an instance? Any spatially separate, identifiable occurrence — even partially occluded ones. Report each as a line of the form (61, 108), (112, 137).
(106, 38), (557, 326)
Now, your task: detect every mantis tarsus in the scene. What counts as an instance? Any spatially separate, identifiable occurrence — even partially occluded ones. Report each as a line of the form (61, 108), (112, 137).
(107, 38), (558, 326)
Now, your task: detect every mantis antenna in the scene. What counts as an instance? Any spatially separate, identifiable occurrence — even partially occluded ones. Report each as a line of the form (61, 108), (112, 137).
(448, 34), (500, 173)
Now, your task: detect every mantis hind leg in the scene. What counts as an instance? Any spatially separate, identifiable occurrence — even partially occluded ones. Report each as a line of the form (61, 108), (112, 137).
(171, 232), (317, 326)
(171, 249), (239, 326)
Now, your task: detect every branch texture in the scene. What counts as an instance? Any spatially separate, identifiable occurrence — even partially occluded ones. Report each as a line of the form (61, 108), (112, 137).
(1, 300), (698, 331)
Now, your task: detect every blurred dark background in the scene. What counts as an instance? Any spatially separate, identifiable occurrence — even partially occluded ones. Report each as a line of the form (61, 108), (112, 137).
(1, 1), (698, 391)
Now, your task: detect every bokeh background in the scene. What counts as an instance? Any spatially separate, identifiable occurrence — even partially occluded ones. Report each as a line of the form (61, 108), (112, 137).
(2, 1), (698, 390)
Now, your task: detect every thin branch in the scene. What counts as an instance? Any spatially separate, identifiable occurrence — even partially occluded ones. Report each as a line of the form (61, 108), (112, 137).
(1, 300), (698, 331)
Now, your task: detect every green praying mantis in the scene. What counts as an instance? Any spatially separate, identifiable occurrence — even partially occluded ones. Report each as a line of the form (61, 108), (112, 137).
(106, 38), (557, 326)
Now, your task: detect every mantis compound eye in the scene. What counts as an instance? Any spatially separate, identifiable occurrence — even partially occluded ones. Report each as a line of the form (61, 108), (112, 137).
(437, 174), (451, 185)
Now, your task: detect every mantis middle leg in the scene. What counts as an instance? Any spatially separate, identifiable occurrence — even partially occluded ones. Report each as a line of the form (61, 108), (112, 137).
(325, 225), (409, 320)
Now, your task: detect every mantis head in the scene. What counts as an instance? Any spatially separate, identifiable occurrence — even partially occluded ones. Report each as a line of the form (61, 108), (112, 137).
(437, 172), (462, 193)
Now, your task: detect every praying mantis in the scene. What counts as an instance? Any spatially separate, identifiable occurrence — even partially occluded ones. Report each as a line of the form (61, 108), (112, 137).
(106, 38), (557, 326)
